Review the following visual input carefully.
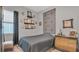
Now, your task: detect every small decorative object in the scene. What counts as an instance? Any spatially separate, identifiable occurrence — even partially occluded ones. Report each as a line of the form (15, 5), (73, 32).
(27, 11), (32, 18)
(63, 19), (73, 28)
(24, 19), (35, 29)
(35, 22), (37, 24)
(24, 10), (36, 29)
(57, 29), (62, 36)
(70, 31), (77, 37)
(39, 21), (42, 26)
(60, 29), (62, 35)
(21, 12), (25, 15)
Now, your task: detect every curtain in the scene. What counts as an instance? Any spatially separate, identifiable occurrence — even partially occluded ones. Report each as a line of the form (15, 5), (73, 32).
(0, 6), (2, 52)
(13, 11), (19, 45)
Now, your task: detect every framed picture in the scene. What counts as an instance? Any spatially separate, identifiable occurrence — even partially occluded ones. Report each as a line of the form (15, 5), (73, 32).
(63, 19), (73, 28)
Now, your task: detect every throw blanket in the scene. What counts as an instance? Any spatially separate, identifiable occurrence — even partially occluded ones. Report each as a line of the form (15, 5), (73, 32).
(19, 33), (54, 52)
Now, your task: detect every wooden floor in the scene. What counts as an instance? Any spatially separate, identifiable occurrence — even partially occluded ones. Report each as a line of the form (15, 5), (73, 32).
(47, 48), (61, 52)
(13, 45), (23, 52)
(13, 45), (61, 52)
(4, 45), (23, 52)
(4, 45), (61, 52)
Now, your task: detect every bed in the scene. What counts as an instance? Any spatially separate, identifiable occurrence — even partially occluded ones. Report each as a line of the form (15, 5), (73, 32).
(19, 33), (54, 52)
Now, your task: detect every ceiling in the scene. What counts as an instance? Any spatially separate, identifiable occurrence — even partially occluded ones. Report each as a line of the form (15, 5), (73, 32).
(25, 6), (52, 12)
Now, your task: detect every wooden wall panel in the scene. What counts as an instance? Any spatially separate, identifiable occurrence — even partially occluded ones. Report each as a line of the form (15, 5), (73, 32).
(43, 9), (56, 34)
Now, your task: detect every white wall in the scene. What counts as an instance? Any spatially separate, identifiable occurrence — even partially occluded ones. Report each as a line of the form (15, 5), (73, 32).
(38, 6), (79, 36)
(56, 6), (79, 36)
(3, 6), (79, 40)
(3, 6), (43, 40)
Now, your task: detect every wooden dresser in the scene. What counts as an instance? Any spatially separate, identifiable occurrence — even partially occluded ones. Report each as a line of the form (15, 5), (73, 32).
(55, 36), (77, 52)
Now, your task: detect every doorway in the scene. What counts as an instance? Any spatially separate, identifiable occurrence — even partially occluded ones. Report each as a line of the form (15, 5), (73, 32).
(13, 11), (19, 45)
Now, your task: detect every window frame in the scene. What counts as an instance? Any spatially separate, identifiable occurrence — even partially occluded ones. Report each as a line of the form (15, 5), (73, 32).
(2, 21), (14, 34)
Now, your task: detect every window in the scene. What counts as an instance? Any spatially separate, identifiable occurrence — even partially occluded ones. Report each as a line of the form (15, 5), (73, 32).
(3, 10), (14, 34)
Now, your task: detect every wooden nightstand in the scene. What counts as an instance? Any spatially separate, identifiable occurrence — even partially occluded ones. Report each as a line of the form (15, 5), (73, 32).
(55, 35), (78, 52)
